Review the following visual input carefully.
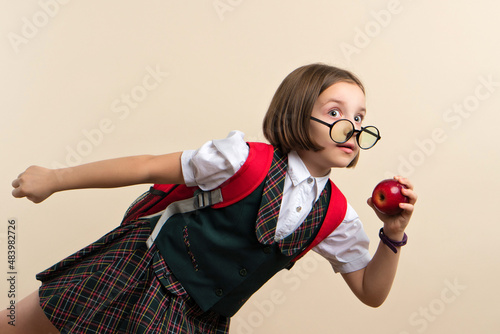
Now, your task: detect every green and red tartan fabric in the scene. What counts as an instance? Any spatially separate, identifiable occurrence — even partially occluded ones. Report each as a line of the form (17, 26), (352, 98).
(256, 149), (331, 256)
(37, 219), (229, 333)
(255, 150), (288, 245)
(279, 184), (330, 256)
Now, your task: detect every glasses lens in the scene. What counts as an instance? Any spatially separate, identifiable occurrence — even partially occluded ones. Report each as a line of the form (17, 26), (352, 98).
(359, 126), (380, 149)
(330, 120), (354, 143)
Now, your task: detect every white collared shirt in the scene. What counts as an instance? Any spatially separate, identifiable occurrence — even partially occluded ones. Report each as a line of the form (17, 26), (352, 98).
(275, 150), (329, 241)
(181, 131), (371, 274)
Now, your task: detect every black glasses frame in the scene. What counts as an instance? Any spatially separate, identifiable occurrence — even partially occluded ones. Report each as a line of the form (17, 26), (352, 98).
(310, 116), (381, 150)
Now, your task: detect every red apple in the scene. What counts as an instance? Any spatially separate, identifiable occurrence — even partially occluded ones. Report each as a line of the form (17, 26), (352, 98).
(371, 179), (409, 215)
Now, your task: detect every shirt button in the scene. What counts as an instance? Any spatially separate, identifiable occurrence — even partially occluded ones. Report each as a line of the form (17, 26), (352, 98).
(296, 206), (302, 212)
(307, 177), (313, 184)
(239, 268), (248, 277)
(215, 288), (224, 297)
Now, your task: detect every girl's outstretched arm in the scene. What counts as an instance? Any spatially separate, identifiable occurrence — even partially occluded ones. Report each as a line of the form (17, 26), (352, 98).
(12, 153), (184, 203)
(341, 176), (417, 307)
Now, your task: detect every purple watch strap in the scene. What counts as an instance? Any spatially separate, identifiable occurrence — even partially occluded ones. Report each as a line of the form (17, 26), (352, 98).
(379, 228), (408, 253)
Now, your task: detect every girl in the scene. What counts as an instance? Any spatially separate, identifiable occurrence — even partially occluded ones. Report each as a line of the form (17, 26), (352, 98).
(4, 64), (416, 334)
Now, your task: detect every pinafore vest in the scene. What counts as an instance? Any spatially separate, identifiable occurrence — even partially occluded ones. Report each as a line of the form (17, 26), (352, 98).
(122, 143), (347, 317)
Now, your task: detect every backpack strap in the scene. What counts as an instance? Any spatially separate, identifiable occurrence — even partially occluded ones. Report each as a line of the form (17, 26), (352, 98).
(143, 142), (274, 248)
(152, 142), (274, 208)
(292, 179), (347, 261)
(213, 142), (274, 208)
(144, 188), (225, 247)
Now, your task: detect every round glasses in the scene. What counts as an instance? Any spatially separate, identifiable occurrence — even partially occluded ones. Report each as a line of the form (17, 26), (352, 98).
(310, 116), (381, 150)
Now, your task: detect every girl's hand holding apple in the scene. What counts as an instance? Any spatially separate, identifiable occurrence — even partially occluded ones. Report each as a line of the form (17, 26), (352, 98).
(368, 176), (417, 241)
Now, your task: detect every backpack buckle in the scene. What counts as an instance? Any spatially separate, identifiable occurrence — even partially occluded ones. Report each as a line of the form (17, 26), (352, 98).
(194, 188), (223, 209)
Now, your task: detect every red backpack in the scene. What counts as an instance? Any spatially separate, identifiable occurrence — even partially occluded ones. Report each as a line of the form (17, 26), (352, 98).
(122, 142), (347, 261)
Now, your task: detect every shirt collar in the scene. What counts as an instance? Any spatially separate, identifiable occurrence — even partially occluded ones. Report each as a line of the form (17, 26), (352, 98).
(287, 151), (330, 187)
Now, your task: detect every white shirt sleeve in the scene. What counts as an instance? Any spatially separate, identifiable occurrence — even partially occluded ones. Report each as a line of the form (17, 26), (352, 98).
(181, 131), (250, 191)
(312, 203), (371, 274)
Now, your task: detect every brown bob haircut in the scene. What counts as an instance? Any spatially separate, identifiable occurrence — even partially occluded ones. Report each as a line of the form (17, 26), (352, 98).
(263, 63), (365, 168)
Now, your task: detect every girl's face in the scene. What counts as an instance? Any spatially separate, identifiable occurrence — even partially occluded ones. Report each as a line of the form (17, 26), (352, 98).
(298, 81), (366, 176)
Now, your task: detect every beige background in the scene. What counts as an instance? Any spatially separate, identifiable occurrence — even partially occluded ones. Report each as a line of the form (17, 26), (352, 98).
(1, 1), (499, 333)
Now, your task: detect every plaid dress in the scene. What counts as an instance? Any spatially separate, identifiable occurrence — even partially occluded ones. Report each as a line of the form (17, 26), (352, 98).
(36, 218), (229, 334)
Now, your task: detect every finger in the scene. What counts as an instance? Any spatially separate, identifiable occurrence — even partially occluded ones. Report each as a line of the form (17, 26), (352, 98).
(399, 202), (414, 212)
(401, 188), (418, 204)
(12, 178), (20, 188)
(12, 187), (25, 199)
(394, 175), (414, 190)
(399, 204), (414, 221)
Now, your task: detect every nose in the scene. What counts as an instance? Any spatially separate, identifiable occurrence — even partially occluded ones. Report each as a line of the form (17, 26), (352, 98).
(350, 120), (362, 131)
